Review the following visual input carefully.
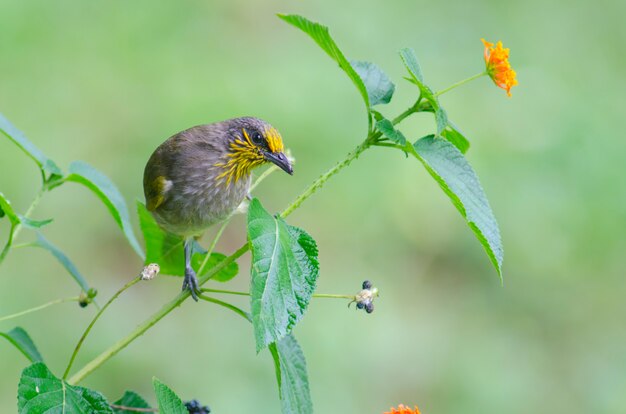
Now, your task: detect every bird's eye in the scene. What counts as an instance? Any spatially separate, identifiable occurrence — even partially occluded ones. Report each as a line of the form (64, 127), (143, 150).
(251, 131), (263, 145)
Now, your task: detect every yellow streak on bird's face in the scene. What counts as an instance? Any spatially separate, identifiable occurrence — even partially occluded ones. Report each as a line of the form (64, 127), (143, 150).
(264, 126), (284, 153)
(214, 129), (267, 185)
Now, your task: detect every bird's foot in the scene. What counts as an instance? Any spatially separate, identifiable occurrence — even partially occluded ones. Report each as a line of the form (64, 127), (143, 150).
(182, 268), (200, 302)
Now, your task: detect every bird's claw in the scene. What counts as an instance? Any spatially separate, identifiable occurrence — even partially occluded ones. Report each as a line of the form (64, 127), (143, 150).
(182, 269), (200, 302)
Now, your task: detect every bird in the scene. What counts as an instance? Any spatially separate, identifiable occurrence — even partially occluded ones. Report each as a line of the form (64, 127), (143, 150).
(143, 117), (293, 301)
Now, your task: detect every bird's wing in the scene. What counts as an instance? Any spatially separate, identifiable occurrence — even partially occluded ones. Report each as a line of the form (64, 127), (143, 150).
(145, 175), (172, 211)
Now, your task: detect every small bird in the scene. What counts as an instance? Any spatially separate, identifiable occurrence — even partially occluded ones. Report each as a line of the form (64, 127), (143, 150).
(143, 117), (293, 300)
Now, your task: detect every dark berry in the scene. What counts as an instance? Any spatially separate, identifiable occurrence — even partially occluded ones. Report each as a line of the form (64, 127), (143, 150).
(184, 399), (211, 414)
(362, 280), (372, 290)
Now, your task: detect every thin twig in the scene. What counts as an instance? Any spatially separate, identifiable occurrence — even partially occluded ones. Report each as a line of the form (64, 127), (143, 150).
(0, 296), (80, 323)
(63, 277), (141, 379)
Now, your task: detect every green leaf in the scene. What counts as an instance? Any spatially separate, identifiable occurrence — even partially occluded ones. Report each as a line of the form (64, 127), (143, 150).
(400, 48), (433, 104)
(1, 327), (43, 362)
(376, 119), (407, 145)
(191, 251), (239, 282)
(152, 377), (188, 414)
(66, 161), (144, 259)
(350, 61), (395, 106)
(399, 48), (449, 134)
(278, 14), (370, 109)
(441, 124), (470, 154)
(399, 48), (424, 83)
(137, 201), (238, 281)
(18, 362), (113, 413)
(18, 215), (53, 230)
(112, 391), (152, 413)
(34, 232), (91, 292)
(411, 136), (503, 278)
(435, 107), (448, 136)
(269, 334), (313, 414)
(248, 199), (319, 352)
(0, 192), (19, 224)
(0, 112), (62, 177)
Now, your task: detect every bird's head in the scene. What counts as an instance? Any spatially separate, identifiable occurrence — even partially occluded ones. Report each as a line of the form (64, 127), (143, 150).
(216, 117), (293, 185)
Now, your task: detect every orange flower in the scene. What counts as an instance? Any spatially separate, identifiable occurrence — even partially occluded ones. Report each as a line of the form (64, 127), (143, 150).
(481, 38), (518, 96)
(384, 404), (421, 414)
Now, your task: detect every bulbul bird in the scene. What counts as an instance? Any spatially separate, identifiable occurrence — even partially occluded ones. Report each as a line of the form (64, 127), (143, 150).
(143, 117), (293, 300)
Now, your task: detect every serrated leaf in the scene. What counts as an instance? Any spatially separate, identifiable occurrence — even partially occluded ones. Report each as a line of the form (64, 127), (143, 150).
(441, 124), (470, 154)
(278, 14), (370, 110)
(351, 60), (395, 106)
(18, 215), (53, 230)
(18, 362), (113, 413)
(376, 119), (407, 145)
(248, 199), (319, 352)
(34, 232), (91, 292)
(1, 327), (43, 362)
(112, 390), (152, 413)
(152, 378), (188, 414)
(269, 334), (313, 414)
(399, 48), (424, 83)
(411, 135), (503, 278)
(399, 48), (451, 135)
(137, 201), (238, 281)
(0, 192), (19, 225)
(0, 112), (62, 177)
(66, 161), (144, 259)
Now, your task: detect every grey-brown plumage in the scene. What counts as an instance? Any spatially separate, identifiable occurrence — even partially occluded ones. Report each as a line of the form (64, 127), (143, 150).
(143, 117), (292, 300)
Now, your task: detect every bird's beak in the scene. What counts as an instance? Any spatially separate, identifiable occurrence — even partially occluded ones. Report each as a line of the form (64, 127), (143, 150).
(264, 151), (293, 175)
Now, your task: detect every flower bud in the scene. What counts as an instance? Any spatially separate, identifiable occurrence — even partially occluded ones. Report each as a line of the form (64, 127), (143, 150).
(78, 288), (98, 308)
(140, 263), (160, 280)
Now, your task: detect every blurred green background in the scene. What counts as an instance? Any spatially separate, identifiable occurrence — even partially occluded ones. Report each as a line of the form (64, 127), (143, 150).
(1, 0), (625, 412)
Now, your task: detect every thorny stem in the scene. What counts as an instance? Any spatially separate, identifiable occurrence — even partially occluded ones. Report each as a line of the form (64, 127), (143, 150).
(63, 277), (141, 380)
(0, 186), (45, 265)
(67, 101), (421, 385)
(0, 296), (80, 323)
(434, 71), (486, 97)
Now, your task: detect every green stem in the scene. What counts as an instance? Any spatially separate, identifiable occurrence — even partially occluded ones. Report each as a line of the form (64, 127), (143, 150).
(312, 293), (355, 299)
(201, 288), (249, 296)
(434, 71), (486, 97)
(280, 140), (371, 218)
(197, 216), (232, 276)
(67, 244), (248, 385)
(0, 187), (45, 265)
(63, 277), (141, 380)
(372, 142), (406, 150)
(391, 97), (422, 126)
(250, 165), (279, 193)
(67, 101), (421, 385)
(198, 294), (251, 322)
(201, 287), (354, 300)
(0, 296), (80, 323)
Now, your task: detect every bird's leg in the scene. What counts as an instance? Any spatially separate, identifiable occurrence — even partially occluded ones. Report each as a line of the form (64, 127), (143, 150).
(182, 238), (200, 301)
